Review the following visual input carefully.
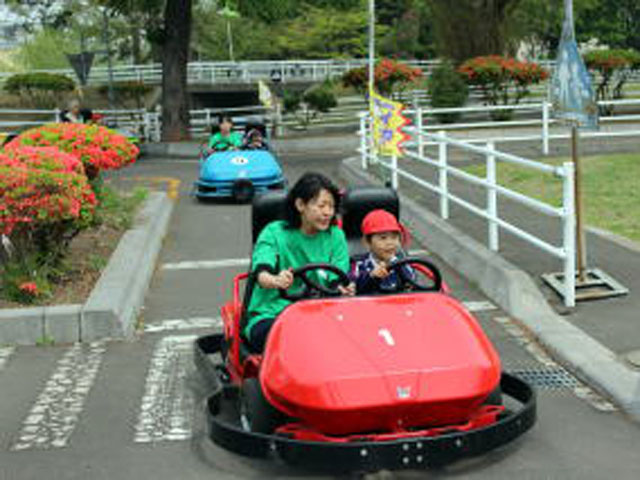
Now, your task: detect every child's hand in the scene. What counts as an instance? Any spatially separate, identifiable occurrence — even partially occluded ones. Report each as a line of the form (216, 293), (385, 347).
(338, 282), (356, 296)
(371, 263), (389, 279)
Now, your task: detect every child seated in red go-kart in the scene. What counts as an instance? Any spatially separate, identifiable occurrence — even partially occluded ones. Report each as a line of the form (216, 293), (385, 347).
(349, 209), (416, 295)
(245, 172), (355, 352)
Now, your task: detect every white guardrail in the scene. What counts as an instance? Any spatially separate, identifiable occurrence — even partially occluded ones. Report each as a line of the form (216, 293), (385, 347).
(0, 59), (436, 86)
(403, 98), (640, 155)
(358, 112), (580, 306)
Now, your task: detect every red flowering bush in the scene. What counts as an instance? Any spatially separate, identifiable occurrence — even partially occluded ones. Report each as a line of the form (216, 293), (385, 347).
(0, 148), (96, 236)
(4, 123), (139, 180)
(0, 147), (98, 303)
(458, 55), (548, 120)
(342, 58), (423, 98)
(584, 49), (640, 114)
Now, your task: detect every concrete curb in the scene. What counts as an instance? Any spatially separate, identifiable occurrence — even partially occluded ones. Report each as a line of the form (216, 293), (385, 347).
(0, 192), (174, 345)
(340, 156), (640, 422)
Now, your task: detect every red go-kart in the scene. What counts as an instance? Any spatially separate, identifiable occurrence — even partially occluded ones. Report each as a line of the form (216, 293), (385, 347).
(194, 187), (535, 473)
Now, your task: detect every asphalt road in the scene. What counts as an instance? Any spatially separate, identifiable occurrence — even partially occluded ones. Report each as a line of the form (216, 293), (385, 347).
(1, 151), (640, 480)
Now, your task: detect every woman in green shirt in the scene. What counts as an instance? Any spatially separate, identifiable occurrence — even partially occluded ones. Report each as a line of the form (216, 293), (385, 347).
(245, 172), (355, 352)
(208, 114), (243, 151)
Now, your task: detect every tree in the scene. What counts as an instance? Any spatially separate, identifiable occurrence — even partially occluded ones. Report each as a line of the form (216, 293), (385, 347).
(274, 6), (374, 59)
(578, 0), (640, 51)
(236, 0), (361, 23)
(427, 0), (524, 62)
(160, 0), (193, 140)
(100, 0), (193, 140)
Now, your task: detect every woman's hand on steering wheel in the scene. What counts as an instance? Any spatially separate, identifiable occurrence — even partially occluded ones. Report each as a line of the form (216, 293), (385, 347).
(278, 263), (352, 301)
(257, 269), (293, 290)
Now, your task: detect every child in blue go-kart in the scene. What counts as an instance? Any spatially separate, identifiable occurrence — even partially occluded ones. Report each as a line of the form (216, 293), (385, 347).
(244, 172), (355, 352)
(208, 114), (243, 152)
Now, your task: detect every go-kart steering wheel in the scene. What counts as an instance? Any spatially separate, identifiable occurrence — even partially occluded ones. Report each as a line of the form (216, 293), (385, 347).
(212, 143), (232, 152)
(279, 263), (351, 301)
(385, 257), (442, 293)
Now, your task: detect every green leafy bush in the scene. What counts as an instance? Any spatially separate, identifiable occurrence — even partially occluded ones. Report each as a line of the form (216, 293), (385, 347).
(3, 72), (75, 108)
(303, 84), (338, 113)
(98, 81), (152, 108)
(428, 61), (469, 123)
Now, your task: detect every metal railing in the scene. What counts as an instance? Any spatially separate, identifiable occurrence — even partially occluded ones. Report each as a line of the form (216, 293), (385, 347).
(0, 108), (162, 142)
(404, 99), (640, 154)
(358, 113), (577, 307)
(0, 59), (436, 87)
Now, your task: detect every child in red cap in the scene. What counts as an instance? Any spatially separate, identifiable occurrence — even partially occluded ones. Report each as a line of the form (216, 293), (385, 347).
(349, 209), (415, 295)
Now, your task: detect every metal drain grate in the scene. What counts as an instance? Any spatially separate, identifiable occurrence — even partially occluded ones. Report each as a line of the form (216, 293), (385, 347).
(509, 367), (581, 390)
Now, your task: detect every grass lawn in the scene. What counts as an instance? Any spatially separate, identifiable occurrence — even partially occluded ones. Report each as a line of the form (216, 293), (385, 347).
(463, 153), (640, 243)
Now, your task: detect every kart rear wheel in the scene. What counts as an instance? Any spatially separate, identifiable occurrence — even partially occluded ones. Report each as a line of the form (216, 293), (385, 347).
(233, 180), (254, 203)
(239, 377), (283, 434)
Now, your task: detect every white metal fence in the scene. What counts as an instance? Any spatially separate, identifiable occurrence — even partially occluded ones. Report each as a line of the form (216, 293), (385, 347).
(404, 99), (640, 155)
(0, 108), (162, 142)
(0, 59), (435, 87)
(358, 113), (578, 307)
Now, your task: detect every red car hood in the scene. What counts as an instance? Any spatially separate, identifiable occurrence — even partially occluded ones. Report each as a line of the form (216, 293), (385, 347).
(261, 293), (501, 434)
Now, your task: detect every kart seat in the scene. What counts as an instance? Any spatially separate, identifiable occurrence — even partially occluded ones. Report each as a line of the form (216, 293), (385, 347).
(341, 186), (400, 256)
(251, 190), (288, 244)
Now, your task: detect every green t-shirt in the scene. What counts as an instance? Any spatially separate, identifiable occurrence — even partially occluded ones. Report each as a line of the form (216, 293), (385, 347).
(245, 220), (350, 337)
(208, 131), (243, 150)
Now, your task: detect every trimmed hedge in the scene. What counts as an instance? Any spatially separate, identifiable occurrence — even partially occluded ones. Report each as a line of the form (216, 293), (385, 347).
(4, 72), (76, 95)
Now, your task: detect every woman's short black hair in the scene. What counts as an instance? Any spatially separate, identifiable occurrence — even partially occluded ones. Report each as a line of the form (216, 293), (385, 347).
(284, 172), (341, 228)
(218, 114), (234, 125)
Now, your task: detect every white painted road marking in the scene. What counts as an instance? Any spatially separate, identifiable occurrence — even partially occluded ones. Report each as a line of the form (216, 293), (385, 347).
(162, 258), (250, 271)
(144, 317), (222, 333)
(134, 335), (197, 443)
(0, 346), (15, 372)
(11, 341), (107, 451)
(463, 300), (497, 312)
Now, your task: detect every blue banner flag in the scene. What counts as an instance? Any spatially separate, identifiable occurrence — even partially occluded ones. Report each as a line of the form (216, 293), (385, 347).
(549, 0), (598, 130)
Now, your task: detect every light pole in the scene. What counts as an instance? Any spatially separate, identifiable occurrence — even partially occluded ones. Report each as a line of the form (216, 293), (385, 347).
(102, 8), (115, 111)
(368, 0), (375, 101)
(219, 2), (239, 62)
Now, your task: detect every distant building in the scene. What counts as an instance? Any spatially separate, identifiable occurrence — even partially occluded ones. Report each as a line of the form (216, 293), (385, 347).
(0, 0), (24, 50)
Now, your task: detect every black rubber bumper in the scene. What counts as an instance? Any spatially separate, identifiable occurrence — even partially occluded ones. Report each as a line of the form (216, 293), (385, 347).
(195, 334), (537, 473)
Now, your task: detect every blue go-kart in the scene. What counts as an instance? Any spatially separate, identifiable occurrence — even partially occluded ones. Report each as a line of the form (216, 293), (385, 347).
(193, 121), (287, 203)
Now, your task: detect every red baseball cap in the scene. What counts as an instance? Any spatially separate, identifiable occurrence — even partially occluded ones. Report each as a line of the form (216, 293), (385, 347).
(361, 209), (410, 245)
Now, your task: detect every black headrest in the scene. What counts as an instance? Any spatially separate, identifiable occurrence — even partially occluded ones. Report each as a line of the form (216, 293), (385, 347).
(341, 186), (399, 240)
(252, 190), (288, 243)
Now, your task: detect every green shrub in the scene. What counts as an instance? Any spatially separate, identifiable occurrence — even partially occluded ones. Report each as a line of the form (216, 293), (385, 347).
(98, 81), (152, 108)
(282, 89), (302, 113)
(303, 85), (338, 112)
(428, 61), (469, 123)
(3, 72), (75, 108)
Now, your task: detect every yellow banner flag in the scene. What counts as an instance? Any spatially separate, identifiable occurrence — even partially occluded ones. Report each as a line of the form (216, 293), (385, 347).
(370, 90), (411, 156)
(258, 80), (274, 109)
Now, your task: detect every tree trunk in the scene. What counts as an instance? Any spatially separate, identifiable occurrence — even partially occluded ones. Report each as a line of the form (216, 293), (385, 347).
(161, 0), (192, 141)
(429, 0), (521, 62)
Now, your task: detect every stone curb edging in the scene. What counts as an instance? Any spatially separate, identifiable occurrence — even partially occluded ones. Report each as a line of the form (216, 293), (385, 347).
(340, 157), (640, 422)
(0, 192), (174, 345)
